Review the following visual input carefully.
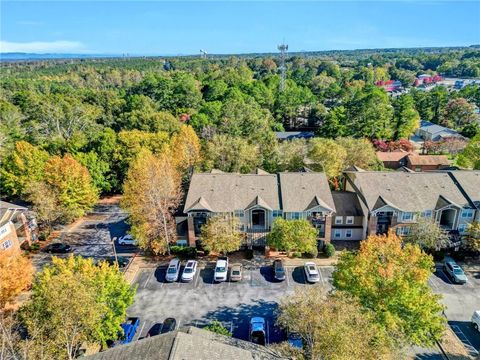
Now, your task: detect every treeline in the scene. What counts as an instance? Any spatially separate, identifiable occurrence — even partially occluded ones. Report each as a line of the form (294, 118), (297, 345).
(1, 49), (479, 208)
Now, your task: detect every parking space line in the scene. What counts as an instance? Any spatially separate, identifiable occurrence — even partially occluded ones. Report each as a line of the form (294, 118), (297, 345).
(286, 268), (290, 286)
(137, 321), (146, 340)
(451, 325), (479, 355)
(144, 270), (154, 289)
(318, 268), (325, 286)
(194, 269), (201, 288)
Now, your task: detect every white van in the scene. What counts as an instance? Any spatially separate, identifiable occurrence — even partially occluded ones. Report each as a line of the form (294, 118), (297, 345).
(472, 310), (480, 332)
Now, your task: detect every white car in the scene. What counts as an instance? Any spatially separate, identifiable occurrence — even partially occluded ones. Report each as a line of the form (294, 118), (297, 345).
(472, 310), (480, 332)
(181, 260), (198, 282)
(165, 258), (181, 282)
(117, 234), (137, 246)
(214, 257), (229, 282)
(304, 262), (320, 283)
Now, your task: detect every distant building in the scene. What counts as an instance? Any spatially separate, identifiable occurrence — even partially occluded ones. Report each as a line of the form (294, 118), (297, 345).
(274, 131), (314, 141)
(375, 79), (402, 92)
(415, 120), (465, 142)
(376, 151), (450, 171)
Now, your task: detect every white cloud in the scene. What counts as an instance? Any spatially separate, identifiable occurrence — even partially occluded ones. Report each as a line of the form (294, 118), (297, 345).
(0, 40), (86, 53)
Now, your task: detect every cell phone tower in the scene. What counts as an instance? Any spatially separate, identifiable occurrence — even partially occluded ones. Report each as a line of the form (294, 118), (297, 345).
(277, 42), (288, 91)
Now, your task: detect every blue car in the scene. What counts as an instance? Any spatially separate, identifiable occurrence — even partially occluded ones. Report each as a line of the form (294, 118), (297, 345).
(114, 317), (140, 346)
(249, 317), (266, 346)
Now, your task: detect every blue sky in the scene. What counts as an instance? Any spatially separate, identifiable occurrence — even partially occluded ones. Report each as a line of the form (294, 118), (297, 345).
(1, 1), (479, 54)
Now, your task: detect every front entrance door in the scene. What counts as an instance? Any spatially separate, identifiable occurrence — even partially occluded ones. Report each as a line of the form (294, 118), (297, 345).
(251, 209), (266, 228)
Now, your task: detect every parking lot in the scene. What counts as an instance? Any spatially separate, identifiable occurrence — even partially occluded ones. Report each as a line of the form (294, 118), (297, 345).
(128, 264), (334, 344)
(429, 265), (480, 357)
(31, 202), (136, 270)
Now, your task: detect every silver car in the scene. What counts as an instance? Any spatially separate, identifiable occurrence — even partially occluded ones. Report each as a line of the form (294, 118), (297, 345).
(443, 258), (467, 284)
(165, 258), (181, 282)
(304, 262), (320, 283)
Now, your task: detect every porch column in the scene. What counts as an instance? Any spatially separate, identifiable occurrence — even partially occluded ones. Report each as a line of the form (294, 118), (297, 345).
(323, 215), (332, 243)
(367, 215), (377, 236)
(187, 217), (196, 247)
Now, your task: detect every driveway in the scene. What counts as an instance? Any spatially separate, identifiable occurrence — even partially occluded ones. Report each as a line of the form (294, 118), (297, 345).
(31, 201), (136, 270)
(128, 264), (334, 344)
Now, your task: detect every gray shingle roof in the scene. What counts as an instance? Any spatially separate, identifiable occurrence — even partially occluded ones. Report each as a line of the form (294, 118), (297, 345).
(85, 327), (283, 360)
(184, 173), (280, 213)
(349, 171), (470, 212)
(279, 172), (335, 213)
(449, 171), (480, 206)
(331, 192), (364, 216)
(274, 131), (314, 140)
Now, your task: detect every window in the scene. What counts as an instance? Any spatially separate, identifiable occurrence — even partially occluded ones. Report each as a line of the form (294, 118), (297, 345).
(345, 229), (352, 238)
(1, 239), (12, 250)
(421, 210), (432, 218)
(334, 229), (342, 238)
(461, 208), (474, 219)
(291, 212), (301, 220)
(415, 166), (421, 172)
(346, 216), (354, 224)
(396, 227), (410, 236)
(234, 210), (244, 218)
(402, 212), (414, 222)
(458, 224), (467, 234)
(273, 210), (282, 218)
(335, 217), (343, 225)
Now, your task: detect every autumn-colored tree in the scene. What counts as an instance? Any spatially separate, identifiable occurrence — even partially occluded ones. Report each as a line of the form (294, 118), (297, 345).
(43, 154), (99, 222)
(122, 149), (182, 255)
(200, 215), (243, 255)
(170, 124), (202, 175)
(463, 221), (480, 252)
(277, 288), (397, 360)
(457, 133), (480, 169)
(333, 232), (445, 347)
(19, 256), (135, 359)
(404, 217), (451, 251)
(267, 218), (317, 256)
(276, 138), (308, 172)
(308, 138), (347, 178)
(0, 249), (33, 309)
(0, 141), (49, 196)
(336, 137), (380, 170)
(441, 98), (476, 128)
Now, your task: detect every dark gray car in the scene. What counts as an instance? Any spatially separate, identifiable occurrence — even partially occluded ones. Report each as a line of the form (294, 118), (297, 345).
(273, 259), (286, 281)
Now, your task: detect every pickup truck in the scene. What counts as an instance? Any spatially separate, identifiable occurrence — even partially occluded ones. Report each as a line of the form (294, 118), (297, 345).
(114, 317), (140, 346)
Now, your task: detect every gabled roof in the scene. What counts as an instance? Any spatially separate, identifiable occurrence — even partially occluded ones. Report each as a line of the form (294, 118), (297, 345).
(305, 196), (334, 212)
(435, 195), (462, 210)
(85, 326), (282, 360)
(183, 173), (279, 213)
(448, 171), (480, 207)
(407, 154), (450, 166)
(184, 197), (213, 212)
(279, 172), (335, 213)
(245, 196), (273, 211)
(346, 171), (470, 212)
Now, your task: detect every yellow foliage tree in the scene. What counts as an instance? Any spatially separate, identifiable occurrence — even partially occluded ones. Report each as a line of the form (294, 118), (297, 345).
(170, 124), (201, 174)
(122, 149), (182, 255)
(0, 249), (33, 309)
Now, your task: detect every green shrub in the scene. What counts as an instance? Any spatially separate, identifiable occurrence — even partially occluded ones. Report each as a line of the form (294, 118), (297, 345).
(324, 243), (335, 258)
(170, 245), (197, 259)
(292, 251), (302, 258)
(305, 247), (318, 258)
(204, 320), (232, 337)
(30, 243), (41, 251)
(38, 232), (48, 241)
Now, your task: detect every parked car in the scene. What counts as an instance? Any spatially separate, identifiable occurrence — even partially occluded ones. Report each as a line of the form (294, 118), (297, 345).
(105, 256), (130, 268)
(43, 243), (72, 254)
(443, 258), (467, 284)
(117, 234), (137, 246)
(161, 317), (177, 334)
(472, 310), (480, 332)
(304, 262), (320, 283)
(287, 332), (303, 349)
(181, 260), (198, 282)
(165, 258), (181, 282)
(230, 263), (243, 282)
(116, 317), (140, 346)
(273, 259), (286, 281)
(146, 323), (162, 337)
(249, 317), (266, 346)
(214, 257), (228, 282)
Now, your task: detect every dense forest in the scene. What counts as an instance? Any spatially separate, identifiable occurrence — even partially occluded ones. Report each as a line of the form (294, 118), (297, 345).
(1, 47), (479, 206)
